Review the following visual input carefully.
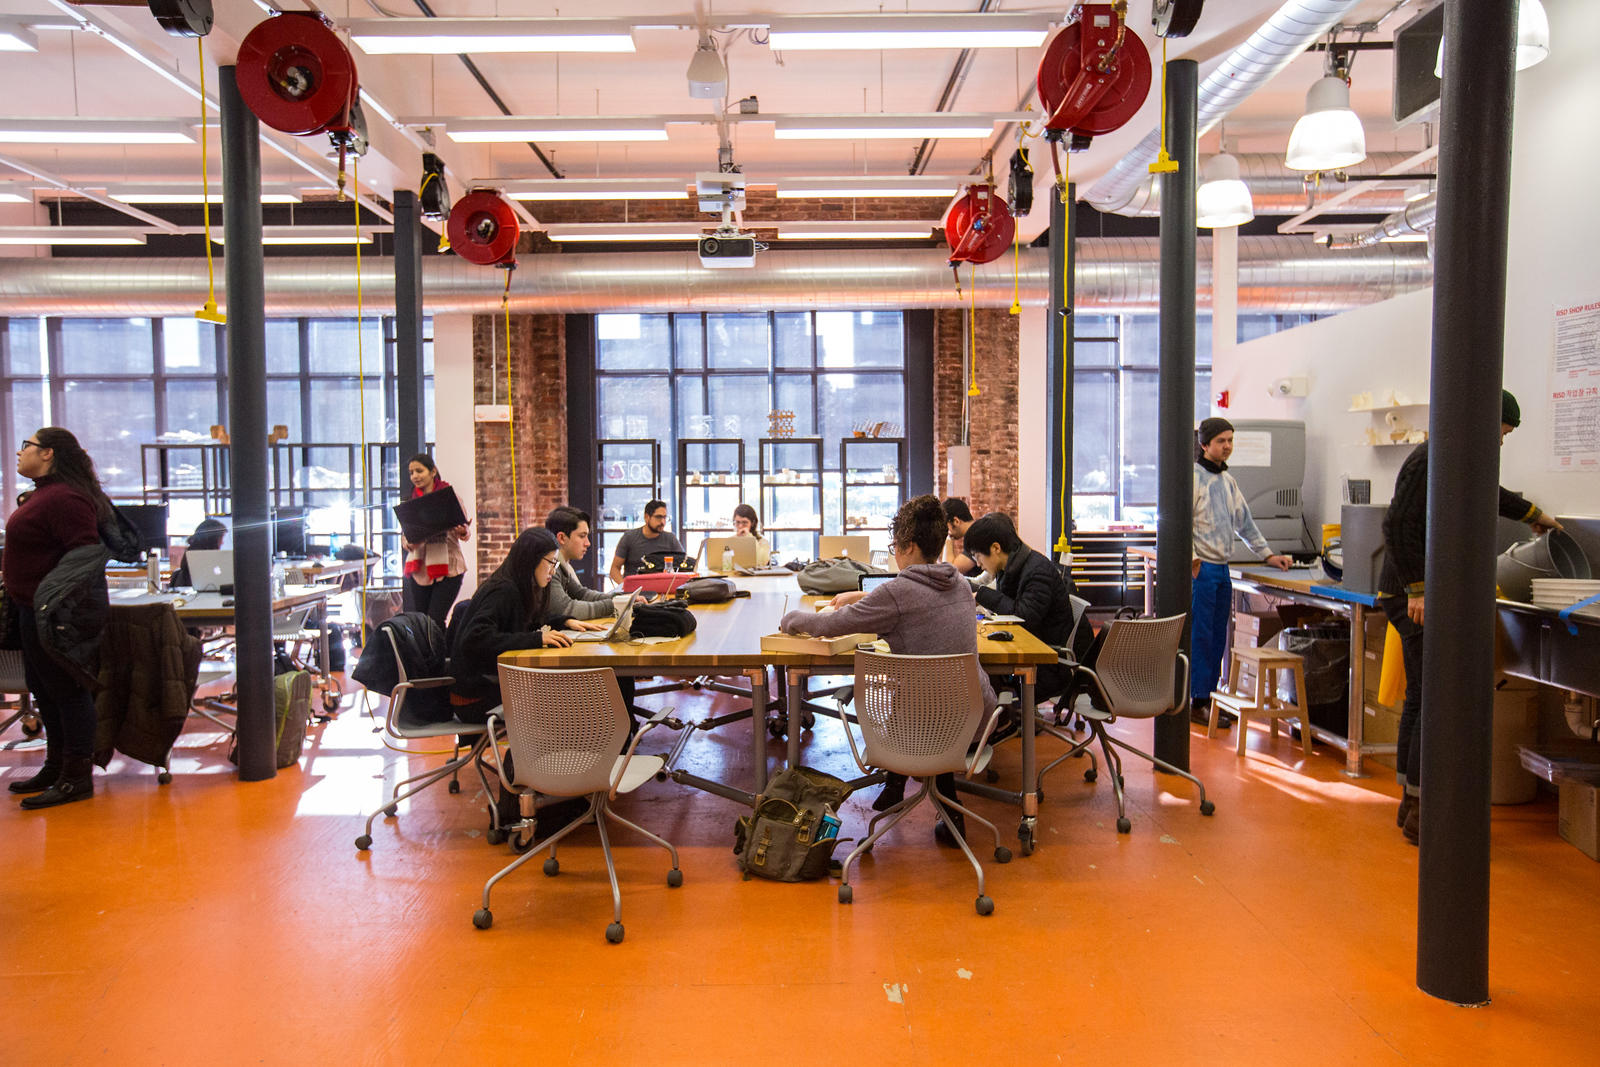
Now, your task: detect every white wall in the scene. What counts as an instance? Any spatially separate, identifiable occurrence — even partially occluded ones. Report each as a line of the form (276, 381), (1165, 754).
(432, 313), (478, 598)
(1213, 0), (1600, 532)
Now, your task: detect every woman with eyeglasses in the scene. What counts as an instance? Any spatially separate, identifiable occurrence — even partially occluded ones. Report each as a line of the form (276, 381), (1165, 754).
(731, 503), (773, 565)
(4, 429), (115, 808)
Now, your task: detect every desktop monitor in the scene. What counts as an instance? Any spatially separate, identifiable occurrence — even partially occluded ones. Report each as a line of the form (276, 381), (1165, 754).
(271, 507), (308, 558)
(1224, 419), (1310, 560)
(120, 503), (169, 553)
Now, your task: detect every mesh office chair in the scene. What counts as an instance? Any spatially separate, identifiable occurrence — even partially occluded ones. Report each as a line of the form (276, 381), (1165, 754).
(1047, 614), (1215, 834)
(836, 651), (1011, 915)
(474, 664), (681, 943)
(353, 622), (498, 852)
(0, 650), (39, 742)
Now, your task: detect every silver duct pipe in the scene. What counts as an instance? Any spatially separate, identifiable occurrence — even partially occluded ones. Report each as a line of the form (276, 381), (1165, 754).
(1087, 0), (1369, 213)
(1111, 152), (1421, 216)
(0, 240), (1430, 316)
(1328, 191), (1439, 249)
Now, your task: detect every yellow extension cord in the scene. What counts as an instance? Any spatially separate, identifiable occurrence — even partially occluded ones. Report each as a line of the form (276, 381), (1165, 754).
(1055, 152), (1072, 554)
(967, 263), (980, 398)
(502, 270), (519, 528)
(1149, 36), (1178, 175)
(353, 158), (371, 648)
(194, 38), (224, 325)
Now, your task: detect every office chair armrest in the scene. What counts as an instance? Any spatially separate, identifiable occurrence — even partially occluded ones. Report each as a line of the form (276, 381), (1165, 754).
(483, 713), (515, 791)
(406, 677), (456, 689)
(608, 706), (674, 799)
(965, 702), (1007, 778)
(833, 690), (872, 777)
(1175, 652), (1190, 714)
(1072, 664), (1116, 720)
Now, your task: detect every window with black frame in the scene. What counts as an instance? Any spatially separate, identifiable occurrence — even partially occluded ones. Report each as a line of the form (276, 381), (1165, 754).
(593, 310), (908, 564)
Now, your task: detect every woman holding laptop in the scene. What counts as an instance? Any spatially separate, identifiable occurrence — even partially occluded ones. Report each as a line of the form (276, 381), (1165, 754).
(401, 453), (470, 631)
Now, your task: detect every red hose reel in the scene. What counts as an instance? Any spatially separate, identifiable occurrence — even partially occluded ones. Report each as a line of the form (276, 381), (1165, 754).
(447, 190), (520, 269)
(237, 12), (366, 194)
(945, 184), (1015, 268)
(1035, 3), (1152, 149)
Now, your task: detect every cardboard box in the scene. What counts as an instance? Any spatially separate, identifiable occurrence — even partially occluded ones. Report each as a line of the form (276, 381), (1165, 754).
(1558, 777), (1600, 861)
(1233, 611), (1284, 645)
(759, 632), (878, 656)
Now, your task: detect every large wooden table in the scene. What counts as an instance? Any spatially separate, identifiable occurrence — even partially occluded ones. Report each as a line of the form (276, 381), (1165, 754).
(498, 574), (1057, 849)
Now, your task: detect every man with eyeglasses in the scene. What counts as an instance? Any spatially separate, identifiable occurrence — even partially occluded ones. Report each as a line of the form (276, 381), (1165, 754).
(608, 499), (684, 586)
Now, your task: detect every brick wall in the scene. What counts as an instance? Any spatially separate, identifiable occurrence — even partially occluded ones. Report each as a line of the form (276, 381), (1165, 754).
(471, 310), (566, 579)
(932, 307), (1020, 526)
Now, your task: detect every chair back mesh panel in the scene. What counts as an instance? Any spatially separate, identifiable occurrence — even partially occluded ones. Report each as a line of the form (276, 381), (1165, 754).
(0, 650), (27, 691)
(852, 651), (984, 777)
(1092, 615), (1186, 718)
(497, 665), (629, 796)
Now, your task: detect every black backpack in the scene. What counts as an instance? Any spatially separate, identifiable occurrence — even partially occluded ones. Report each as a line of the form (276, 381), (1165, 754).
(352, 612), (449, 697)
(629, 600), (698, 638)
(638, 549), (695, 574)
(679, 577), (748, 604)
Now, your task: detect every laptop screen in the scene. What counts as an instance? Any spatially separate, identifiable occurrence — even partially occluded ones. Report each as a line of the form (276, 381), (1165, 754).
(859, 573), (895, 594)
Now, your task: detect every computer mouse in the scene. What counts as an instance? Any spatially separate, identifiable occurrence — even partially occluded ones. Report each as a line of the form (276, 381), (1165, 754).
(985, 630), (1014, 641)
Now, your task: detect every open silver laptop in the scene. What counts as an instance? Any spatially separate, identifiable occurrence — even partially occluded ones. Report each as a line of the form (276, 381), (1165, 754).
(185, 549), (233, 592)
(558, 594), (638, 642)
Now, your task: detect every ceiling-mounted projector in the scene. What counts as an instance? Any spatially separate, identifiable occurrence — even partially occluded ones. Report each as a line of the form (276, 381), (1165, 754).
(698, 231), (756, 268)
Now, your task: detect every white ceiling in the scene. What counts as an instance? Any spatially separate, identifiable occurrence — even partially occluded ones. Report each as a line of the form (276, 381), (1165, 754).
(0, 0), (1430, 240)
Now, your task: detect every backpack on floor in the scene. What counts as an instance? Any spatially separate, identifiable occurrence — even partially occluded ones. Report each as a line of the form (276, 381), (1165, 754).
(228, 669), (311, 770)
(733, 766), (849, 882)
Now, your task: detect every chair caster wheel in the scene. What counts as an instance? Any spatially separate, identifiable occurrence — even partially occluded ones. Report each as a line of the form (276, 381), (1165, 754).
(21, 720), (42, 739)
(838, 884), (853, 904)
(994, 846), (1013, 864)
(1084, 768), (1097, 783)
(486, 827), (506, 845)
(448, 780), (460, 794)
(985, 768), (999, 783)
(1200, 800), (1215, 816)
(157, 771), (172, 785)
(975, 895), (994, 916)
(511, 831), (535, 854)
(801, 711), (816, 730)
(543, 857), (560, 877)
(1116, 816), (1132, 834)
(605, 922), (625, 944)
(383, 805), (397, 817)
(654, 770), (668, 782)
(667, 868), (683, 888)
(767, 720), (786, 740)
(355, 834), (372, 851)
(472, 908), (493, 930)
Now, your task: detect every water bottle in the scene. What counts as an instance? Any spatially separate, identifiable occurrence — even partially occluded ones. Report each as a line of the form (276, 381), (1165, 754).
(721, 546), (734, 572)
(271, 559), (287, 600)
(146, 549), (161, 593)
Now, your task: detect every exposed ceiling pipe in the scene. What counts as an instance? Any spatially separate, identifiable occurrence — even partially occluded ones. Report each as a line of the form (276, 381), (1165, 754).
(1086, 0), (1369, 214)
(1326, 191), (1437, 249)
(0, 240), (1430, 316)
(1106, 151), (1422, 216)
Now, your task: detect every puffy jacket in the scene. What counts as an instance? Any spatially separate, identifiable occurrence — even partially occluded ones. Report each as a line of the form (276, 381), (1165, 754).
(31, 507), (141, 690)
(974, 543), (1076, 648)
(93, 601), (201, 769)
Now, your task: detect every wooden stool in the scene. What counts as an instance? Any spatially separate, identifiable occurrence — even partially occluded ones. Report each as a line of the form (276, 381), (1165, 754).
(1209, 646), (1313, 758)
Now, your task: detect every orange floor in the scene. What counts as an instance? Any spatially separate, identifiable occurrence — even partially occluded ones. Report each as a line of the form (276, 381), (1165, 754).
(5, 680), (1600, 1065)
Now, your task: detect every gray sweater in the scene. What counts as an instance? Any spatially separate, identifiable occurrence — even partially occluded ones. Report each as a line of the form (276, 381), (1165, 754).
(547, 559), (615, 621)
(780, 562), (997, 715)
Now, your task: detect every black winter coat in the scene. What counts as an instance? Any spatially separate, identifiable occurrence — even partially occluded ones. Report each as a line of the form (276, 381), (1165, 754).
(32, 507), (141, 690)
(975, 543), (1076, 648)
(93, 601), (201, 769)
(449, 579), (569, 702)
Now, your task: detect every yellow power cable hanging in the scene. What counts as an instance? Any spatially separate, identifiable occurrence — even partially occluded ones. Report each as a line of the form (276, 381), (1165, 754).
(1148, 35), (1179, 176)
(1055, 150), (1073, 556)
(502, 270), (519, 528)
(353, 157), (371, 645)
(967, 262), (980, 398)
(194, 37), (224, 325)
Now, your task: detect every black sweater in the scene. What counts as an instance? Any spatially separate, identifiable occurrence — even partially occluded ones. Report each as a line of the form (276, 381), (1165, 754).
(448, 578), (572, 701)
(1380, 442), (1537, 596)
(974, 543), (1076, 648)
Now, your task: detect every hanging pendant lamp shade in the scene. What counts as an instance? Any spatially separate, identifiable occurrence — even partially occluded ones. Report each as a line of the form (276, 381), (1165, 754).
(1196, 153), (1254, 228)
(1435, 0), (1550, 76)
(1285, 75), (1366, 172)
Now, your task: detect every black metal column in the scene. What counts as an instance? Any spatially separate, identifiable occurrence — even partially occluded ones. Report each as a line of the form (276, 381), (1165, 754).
(1416, 0), (1518, 1006)
(1153, 58), (1198, 769)
(220, 67), (273, 782)
(1047, 183), (1075, 556)
(393, 189), (426, 464)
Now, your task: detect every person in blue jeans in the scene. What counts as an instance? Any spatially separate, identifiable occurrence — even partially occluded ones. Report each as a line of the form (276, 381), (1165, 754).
(1191, 418), (1291, 727)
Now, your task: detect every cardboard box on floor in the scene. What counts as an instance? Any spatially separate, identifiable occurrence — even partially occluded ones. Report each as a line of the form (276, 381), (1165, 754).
(1558, 774), (1600, 861)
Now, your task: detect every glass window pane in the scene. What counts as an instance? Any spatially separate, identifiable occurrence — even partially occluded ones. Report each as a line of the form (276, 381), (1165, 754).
(597, 314), (670, 371)
(707, 374), (769, 452)
(266, 320), (300, 373)
(1074, 339), (1118, 368)
(775, 313), (813, 368)
(7, 379), (46, 508)
(162, 319), (220, 374)
(1073, 314), (1118, 341)
(1120, 316), (1159, 367)
(424, 376), (435, 442)
(1073, 495), (1114, 527)
(268, 380), (303, 441)
(163, 380), (219, 437)
(1196, 370), (1213, 422)
(305, 318), (385, 374)
(4, 318), (45, 376)
(677, 381), (709, 439)
(60, 319), (154, 375)
(816, 311), (904, 368)
(597, 376), (671, 443)
(775, 375), (816, 436)
(1072, 372), (1116, 494)
(706, 313), (769, 369)
(818, 373), (903, 457)
(423, 317), (434, 375)
(1195, 314), (1213, 369)
(306, 379), (385, 442)
(674, 315), (703, 371)
(59, 380), (156, 497)
(1120, 370), (1158, 505)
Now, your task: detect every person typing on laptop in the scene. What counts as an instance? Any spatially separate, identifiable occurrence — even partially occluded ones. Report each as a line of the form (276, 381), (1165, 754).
(731, 503), (773, 566)
(545, 506), (620, 624)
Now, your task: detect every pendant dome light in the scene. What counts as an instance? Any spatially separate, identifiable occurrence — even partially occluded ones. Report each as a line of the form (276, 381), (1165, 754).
(1196, 152), (1254, 228)
(1434, 0), (1550, 77)
(1285, 74), (1366, 172)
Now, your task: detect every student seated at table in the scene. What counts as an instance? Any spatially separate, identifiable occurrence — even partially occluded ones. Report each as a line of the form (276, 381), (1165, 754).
(731, 503), (772, 565)
(171, 518), (226, 589)
(779, 494), (997, 846)
(963, 512), (1077, 707)
(941, 497), (981, 578)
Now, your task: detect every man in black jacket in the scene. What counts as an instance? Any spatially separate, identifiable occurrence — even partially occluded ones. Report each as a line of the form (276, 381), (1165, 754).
(964, 512), (1077, 703)
(1379, 389), (1561, 844)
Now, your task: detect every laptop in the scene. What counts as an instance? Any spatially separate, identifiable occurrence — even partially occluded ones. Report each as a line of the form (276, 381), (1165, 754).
(185, 549), (233, 592)
(558, 594), (638, 642)
(859, 573), (896, 594)
(703, 535), (757, 572)
(393, 486), (469, 544)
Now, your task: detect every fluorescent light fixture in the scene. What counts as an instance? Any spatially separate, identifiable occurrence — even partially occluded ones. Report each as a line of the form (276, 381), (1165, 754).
(1285, 77), (1366, 171)
(774, 114), (1009, 140)
(767, 13), (1050, 51)
(0, 22), (40, 52)
(212, 226), (378, 246)
(1435, 0), (1549, 76)
(497, 178), (689, 201)
(1195, 153), (1254, 228)
(444, 117), (668, 143)
(778, 221), (938, 240)
(108, 184), (302, 205)
(776, 175), (964, 198)
(0, 118), (193, 145)
(346, 18), (634, 54)
(543, 223), (702, 242)
(0, 227), (146, 246)
(0, 183), (29, 204)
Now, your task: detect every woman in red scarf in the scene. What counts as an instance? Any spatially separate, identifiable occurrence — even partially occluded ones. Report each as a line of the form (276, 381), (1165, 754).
(402, 453), (469, 630)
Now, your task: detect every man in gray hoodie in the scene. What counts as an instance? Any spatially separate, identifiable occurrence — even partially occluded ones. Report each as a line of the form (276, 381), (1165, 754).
(545, 506), (617, 622)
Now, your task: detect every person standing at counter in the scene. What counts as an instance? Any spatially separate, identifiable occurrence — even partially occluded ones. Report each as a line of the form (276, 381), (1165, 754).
(401, 454), (468, 631)
(1191, 418), (1292, 728)
(1379, 389), (1561, 845)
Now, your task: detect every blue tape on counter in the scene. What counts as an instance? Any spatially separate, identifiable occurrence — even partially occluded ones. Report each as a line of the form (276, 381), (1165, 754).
(1558, 592), (1600, 636)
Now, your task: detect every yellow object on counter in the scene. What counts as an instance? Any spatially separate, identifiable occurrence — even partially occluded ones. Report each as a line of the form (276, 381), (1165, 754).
(1322, 523), (1342, 552)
